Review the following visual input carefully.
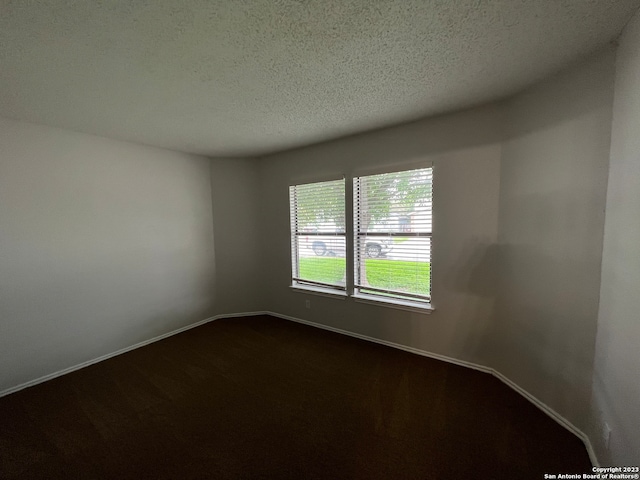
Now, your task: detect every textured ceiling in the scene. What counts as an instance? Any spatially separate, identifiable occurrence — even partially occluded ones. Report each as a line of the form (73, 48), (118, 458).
(1, 1), (639, 157)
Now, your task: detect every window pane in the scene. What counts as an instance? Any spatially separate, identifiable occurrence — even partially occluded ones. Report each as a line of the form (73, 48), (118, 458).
(298, 236), (346, 287)
(359, 236), (431, 299)
(354, 168), (432, 302)
(290, 179), (346, 290)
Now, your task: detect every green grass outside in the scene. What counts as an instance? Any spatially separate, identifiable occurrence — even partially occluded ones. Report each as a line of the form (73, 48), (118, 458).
(299, 257), (346, 284)
(299, 257), (430, 295)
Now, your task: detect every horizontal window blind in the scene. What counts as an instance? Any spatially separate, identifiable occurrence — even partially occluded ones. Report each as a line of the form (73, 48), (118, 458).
(353, 167), (432, 303)
(289, 179), (346, 291)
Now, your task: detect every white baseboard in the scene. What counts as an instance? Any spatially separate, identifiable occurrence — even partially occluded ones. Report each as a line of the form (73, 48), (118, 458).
(0, 311), (266, 399)
(491, 370), (599, 466)
(583, 433), (600, 468)
(265, 310), (599, 466)
(0, 309), (599, 466)
(266, 311), (493, 374)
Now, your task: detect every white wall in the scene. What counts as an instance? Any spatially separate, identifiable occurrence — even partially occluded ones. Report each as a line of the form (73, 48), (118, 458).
(589, 10), (640, 465)
(493, 49), (616, 432)
(257, 105), (503, 366)
(210, 157), (263, 313)
(0, 118), (217, 393)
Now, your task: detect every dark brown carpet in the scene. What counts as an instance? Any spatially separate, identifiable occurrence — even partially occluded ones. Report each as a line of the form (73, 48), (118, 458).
(0, 314), (591, 479)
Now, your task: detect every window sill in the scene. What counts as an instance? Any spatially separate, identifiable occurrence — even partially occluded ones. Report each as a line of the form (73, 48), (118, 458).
(290, 284), (347, 299)
(352, 293), (434, 314)
(289, 285), (433, 312)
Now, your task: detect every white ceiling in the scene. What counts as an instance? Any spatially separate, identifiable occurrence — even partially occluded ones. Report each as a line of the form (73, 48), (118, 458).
(0, 1), (638, 157)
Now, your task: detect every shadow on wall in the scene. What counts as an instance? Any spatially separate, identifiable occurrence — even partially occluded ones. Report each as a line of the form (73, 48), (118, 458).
(488, 194), (602, 429)
(368, 238), (501, 367)
(441, 239), (500, 365)
(486, 47), (615, 429)
(445, 239), (499, 298)
(396, 224), (597, 412)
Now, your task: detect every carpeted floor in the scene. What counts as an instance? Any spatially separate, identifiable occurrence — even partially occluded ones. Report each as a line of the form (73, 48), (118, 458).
(0, 314), (591, 479)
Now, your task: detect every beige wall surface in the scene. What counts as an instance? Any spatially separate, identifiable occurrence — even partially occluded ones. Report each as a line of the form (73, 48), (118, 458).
(589, 10), (640, 465)
(0, 118), (217, 393)
(210, 157), (263, 313)
(257, 105), (503, 367)
(493, 49), (616, 431)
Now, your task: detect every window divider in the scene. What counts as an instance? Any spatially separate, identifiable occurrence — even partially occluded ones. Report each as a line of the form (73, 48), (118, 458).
(344, 174), (355, 296)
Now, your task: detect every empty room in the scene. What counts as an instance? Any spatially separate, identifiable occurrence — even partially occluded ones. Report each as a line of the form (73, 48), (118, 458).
(1, 1), (639, 478)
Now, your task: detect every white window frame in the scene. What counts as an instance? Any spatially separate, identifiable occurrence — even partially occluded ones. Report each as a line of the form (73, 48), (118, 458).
(289, 179), (347, 295)
(352, 167), (433, 310)
(288, 167), (433, 313)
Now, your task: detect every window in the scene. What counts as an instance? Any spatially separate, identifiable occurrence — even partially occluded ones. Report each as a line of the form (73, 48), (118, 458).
(289, 179), (346, 292)
(353, 167), (432, 305)
(288, 168), (433, 310)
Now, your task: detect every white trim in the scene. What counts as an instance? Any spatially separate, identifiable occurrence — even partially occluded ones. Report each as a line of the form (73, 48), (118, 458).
(266, 311), (490, 373)
(264, 310), (598, 466)
(583, 435), (600, 468)
(491, 370), (598, 466)
(290, 284), (347, 299)
(0, 311), (265, 399)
